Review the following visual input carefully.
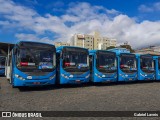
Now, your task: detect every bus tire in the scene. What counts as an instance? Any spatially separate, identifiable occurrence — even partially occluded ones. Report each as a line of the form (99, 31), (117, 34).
(12, 84), (16, 88)
(11, 78), (16, 88)
(11, 82), (17, 88)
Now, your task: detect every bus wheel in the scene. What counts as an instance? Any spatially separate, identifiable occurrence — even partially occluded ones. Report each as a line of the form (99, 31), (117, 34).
(12, 83), (17, 88)
(11, 79), (16, 88)
(12, 85), (16, 88)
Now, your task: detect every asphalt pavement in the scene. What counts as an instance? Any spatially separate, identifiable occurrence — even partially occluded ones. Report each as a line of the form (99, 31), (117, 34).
(0, 77), (160, 120)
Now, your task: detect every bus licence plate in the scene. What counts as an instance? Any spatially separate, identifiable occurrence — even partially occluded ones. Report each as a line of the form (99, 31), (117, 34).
(76, 80), (81, 83)
(103, 80), (111, 83)
(33, 82), (41, 85)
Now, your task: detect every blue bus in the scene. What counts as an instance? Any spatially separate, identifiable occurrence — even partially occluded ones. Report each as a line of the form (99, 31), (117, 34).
(153, 56), (160, 80)
(7, 41), (56, 87)
(89, 50), (117, 83)
(0, 56), (6, 76)
(56, 46), (90, 84)
(136, 54), (155, 81)
(108, 48), (137, 82)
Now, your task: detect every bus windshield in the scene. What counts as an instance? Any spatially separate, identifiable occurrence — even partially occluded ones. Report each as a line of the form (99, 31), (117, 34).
(16, 47), (56, 72)
(62, 48), (89, 73)
(96, 51), (116, 73)
(0, 56), (5, 69)
(120, 54), (137, 73)
(158, 58), (160, 70)
(140, 56), (154, 73)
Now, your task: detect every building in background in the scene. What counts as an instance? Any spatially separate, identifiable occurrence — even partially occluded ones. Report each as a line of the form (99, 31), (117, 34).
(70, 31), (117, 50)
(54, 42), (70, 47)
(71, 34), (94, 50)
(135, 46), (160, 55)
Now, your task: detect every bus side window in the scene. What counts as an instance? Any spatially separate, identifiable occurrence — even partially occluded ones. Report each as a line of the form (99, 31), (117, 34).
(56, 53), (60, 70)
(89, 55), (92, 72)
(158, 58), (160, 70)
(140, 58), (142, 69)
(16, 49), (20, 65)
(136, 59), (138, 69)
(154, 59), (156, 70)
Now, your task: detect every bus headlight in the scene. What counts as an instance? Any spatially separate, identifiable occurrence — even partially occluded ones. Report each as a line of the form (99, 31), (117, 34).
(102, 75), (105, 77)
(114, 74), (117, 78)
(61, 74), (69, 79)
(95, 73), (102, 78)
(153, 74), (155, 79)
(120, 74), (125, 78)
(15, 74), (25, 80)
(69, 75), (73, 78)
(85, 74), (90, 78)
(27, 76), (32, 79)
(125, 74), (128, 77)
(135, 74), (137, 78)
(140, 73), (145, 77)
(49, 74), (56, 80)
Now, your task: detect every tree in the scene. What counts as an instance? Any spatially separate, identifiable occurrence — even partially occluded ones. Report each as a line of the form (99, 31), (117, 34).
(106, 46), (116, 50)
(120, 44), (135, 53)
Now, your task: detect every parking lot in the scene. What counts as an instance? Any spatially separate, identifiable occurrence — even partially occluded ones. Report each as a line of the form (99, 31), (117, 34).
(1, 77), (160, 119)
(1, 77), (160, 111)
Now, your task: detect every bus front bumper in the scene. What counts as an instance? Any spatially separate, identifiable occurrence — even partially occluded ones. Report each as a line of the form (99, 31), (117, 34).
(93, 77), (117, 83)
(118, 76), (137, 82)
(138, 77), (155, 81)
(13, 78), (56, 87)
(60, 77), (90, 84)
(138, 73), (155, 81)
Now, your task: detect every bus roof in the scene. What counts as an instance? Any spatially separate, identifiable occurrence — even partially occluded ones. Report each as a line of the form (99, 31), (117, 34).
(89, 50), (116, 55)
(135, 54), (154, 58)
(107, 48), (130, 53)
(16, 41), (55, 47)
(56, 46), (88, 52)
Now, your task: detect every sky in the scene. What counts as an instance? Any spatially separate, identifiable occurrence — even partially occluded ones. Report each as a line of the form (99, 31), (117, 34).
(0, 0), (160, 49)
